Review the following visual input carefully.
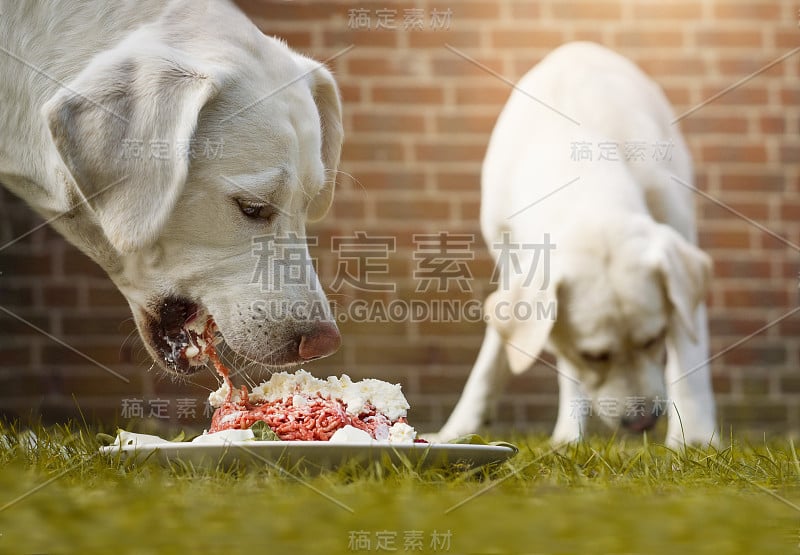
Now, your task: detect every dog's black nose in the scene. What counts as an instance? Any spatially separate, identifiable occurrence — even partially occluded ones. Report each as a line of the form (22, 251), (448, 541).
(620, 412), (660, 433)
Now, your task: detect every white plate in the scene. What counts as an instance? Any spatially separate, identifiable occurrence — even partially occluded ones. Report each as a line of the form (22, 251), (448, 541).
(99, 441), (517, 471)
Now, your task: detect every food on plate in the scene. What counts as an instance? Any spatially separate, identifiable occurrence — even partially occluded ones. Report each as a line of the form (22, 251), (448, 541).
(199, 319), (420, 443)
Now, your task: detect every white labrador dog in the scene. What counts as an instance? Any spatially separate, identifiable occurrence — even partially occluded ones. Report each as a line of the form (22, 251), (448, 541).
(437, 43), (717, 448)
(0, 1), (343, 374)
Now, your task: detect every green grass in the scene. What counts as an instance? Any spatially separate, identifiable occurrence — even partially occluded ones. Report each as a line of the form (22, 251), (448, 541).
(1, 422), (799, 554)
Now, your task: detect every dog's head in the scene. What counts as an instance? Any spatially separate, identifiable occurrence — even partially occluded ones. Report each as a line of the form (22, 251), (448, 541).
(42, 9), (343, 374)
(486, 216), (711, 433)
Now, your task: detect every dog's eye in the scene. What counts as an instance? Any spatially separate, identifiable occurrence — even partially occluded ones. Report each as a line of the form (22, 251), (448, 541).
(236, 200), (279, 222)
(580, 351), (611, 364)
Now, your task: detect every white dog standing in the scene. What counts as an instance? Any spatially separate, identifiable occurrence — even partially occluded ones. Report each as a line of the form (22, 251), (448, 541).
(437, 42), (717, 448)
(0, 1), (344, 374)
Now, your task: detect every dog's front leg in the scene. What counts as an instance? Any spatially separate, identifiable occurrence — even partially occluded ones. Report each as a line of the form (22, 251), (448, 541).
(550, 359), (586, 444)
(433, 325), (511, 441)
(665, 303), (718, 448)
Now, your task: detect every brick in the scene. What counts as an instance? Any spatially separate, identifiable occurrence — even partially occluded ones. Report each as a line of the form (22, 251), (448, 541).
(696, 30), (764, 48)
(374, 197), (450, 220)
(454, 84), (512, 106)
(61, 316), (134, 336)
(414, 142), (487, 163)
(698, 229), (752, 249)
(435, 171), (481, 191)
(522, 402), (559, 423)
(760, 116), (786, 134)
(408, 30), (482, 49)
(776, 30), (800, 49)
(336, 316), (408, 337)
(718, 57), (787, 78)
(0, 252), (50, 276)
(351, 112), (426, 133)
(431, 54), (506, 78)
(0, 313), (51, 336)
(346, 170), (426, 190)
(719, 402), (787, 424)
(372, 85), (444, 104)
(87, 286), (127, 308)
(459, 197), (481, 221)
(698, 85), (769, 106)
(779, 200), (800, 220)
(339, 84), (362, 103)
(329, 197), (367, 219)
(681, 116), (748, 135)
(632, 2), (702, 19)
(757, 232), (799, 251)
(712, 373), (732, 394)
(0, 347), (30, 364)
(41, 344), (133, 365)
(42, 285), (80, 307)
(0, 284), (35, 308)
(356, 342), (477, 365)
(510, 372), (559, 394)
(419, 375), (471, 394)
(552, 2), (622, 19)
(63, 253), (107, 278)
(780, 374), (800, 393)
(635, 56), (707, 77)
(779, 145), (800, 163)
(346, 57), (417, 77)
(54, 370), (144, 396)
(0, 372), (49, 397)
(341, 140), (405, 162)
(615, 30), (686, 49)
(740, 376), (770, 395)
(721, 345), (786, 366)
(322, 30), (398, 49)
(509, 2), (541, 19)
(440, 2), (501, 20)
(489, 29), (565, 49)
(700, 200), (769, 221)
(722, 287), (790, 308)
(661, 86), (692, 106)
(719, 172), (784, 192)
(435, 113), (497, 135)
(713, 3), (782, 19)
(708, 258), (771, 278)
(701, 145), (767, 163)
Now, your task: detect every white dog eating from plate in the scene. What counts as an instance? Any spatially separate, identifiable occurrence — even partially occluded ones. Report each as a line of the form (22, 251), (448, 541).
(436, 42), (717, 448)
(0, 1), (343, 375)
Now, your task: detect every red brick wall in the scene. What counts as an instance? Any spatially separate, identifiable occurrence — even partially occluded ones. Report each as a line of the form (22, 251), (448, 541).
(0, 0), (798, 435)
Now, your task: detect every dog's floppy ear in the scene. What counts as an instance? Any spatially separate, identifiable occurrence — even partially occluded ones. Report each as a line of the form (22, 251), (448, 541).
(297, 57), (343, 222)
(650, 224), (711, 341)
(485, 264), (560, 375)
(43, 40), (218, 254)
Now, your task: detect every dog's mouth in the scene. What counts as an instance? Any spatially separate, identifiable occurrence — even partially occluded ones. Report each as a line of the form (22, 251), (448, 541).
(147, 296), (221, 374)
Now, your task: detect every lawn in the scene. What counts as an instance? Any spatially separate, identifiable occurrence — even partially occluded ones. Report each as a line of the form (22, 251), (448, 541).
(0, 422), (798, 554)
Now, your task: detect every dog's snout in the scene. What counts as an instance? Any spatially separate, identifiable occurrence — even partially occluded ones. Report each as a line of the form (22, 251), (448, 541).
(620, 412), (660, 433)
(298, 321), (341, 361)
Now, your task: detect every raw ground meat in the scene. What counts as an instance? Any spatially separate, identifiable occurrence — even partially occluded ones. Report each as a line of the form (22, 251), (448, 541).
(201, 320), (410, 441)
(209, 395), (406, 441)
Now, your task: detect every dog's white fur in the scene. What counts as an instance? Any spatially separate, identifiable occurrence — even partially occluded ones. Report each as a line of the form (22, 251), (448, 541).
(0, 1), (343, 372)
(437, 43), (717, 448)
